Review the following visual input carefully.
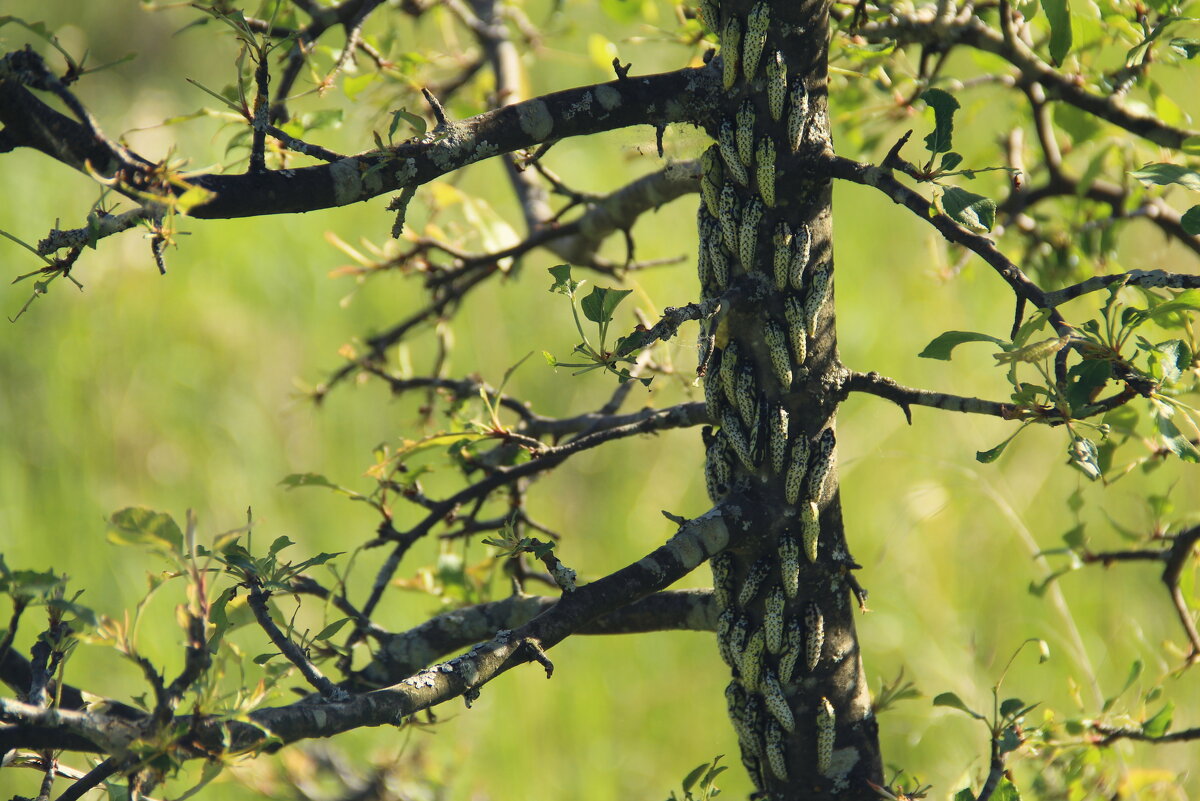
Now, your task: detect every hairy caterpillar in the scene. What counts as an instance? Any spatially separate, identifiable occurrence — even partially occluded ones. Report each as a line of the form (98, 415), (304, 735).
(761, 667), (795, 732)
(801, 500), (820, 563)
(718, 122), (749, 186)
(728, 611), (750, 670)
(726, 681), (758, 758)
(772, 224), (792, 291)
(779, 618), (802, 683)
(735, 362), (757, 430)
(755, 137), (776, 208)
(778, 533), (800, 599)
(807, 427), (835, 501)
(804, 265), (831, 339)
(739, 198), (764, 272)
(719, 340), (740, 409)
(710, 551), (735, 609)
(721, 17), (741, 91)
(805, 602), (824, 672)
(783, 295), (808, 367)
(787, 81), (808, 153)
(719, 182), (740, 253)
(699, 0), (719, 33)
(708, 240), (730, 290)
(784, 436), (809, 506)
(765, 50), (786, 121)
(790, 224), (811, 291)
(700, 146), (723, 219)
(705, 432), (732, 499)
(764, 584), (786, 654)
(769, 404), (789, 476)
(739, 627), (765, 691)
(763, 321), (792, 392)
(722, 406), (756, 471)
(738, 557), (771, 608)
(743, 694), (765, 757)
(816, 697), (835, 774)
(742, 3), (770, 81)
(716, 607), (737, 668)
(703, 374), (725, 429)
(735, 101), (755, 168)
(766, 720), (788, 780)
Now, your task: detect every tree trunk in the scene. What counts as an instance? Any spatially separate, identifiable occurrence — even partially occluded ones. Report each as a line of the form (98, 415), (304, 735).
(699, 1), (883, 797)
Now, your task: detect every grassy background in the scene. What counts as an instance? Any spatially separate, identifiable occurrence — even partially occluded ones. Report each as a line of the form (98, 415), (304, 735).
(2, 2), (1200, 799)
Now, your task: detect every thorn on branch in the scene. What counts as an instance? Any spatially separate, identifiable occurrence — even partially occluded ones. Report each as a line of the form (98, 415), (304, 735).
(421, 87), (450, 130)
(520, 638), (554, 678)
(656, 124), (666, 158)
(611, 57), (631, 80)
(389, 186), (418, 239)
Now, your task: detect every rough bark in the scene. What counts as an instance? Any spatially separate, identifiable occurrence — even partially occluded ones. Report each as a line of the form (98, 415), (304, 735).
(699, 1), (883, 797)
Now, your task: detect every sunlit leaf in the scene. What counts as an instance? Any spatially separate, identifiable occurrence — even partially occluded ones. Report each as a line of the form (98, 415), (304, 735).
(580, 286), (632, 324)
(921, 88), (960, 155)
(918, 330), (1005, 360)
(107, 507), (184, 556)
(1042, 0), (1073, 65)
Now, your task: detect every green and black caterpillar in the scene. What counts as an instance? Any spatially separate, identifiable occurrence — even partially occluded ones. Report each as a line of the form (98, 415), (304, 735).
(697, 0), (850, 793)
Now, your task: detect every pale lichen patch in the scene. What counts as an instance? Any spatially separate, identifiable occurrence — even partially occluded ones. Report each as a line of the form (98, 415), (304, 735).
(595, 84), (622, 111)
(330, 158), (363, 205)
(517, 99), (554, 141)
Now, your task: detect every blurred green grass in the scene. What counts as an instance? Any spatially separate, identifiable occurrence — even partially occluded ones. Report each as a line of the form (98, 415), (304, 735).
(2, 3), (1200, 799)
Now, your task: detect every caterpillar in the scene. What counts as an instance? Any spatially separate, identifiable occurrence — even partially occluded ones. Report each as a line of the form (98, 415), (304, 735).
(740, 627), (765, 691)
(807, 427), (835, 502)
(716, 607), (738, 668)
(772, 224), (792, 291)
(769, 404), (789, 476)
(710, 551), (735, 609)
(728, 611), (750, 670)
(804, 265), (831, 340)
(726, 681), (759, 757)
(743, 694), (765, 757)
(779, 619), (803, 683)
(763, 321), (792, 392)
(783, 295), (808, 367)
(735, 362), (757, 430)
(765, 50), (786, 121)
(718, 122), (749, 186)
(801, 500), (820, 563)
(760, 666), (795, 732)
(766, 719), (788, 780)
(805, 602), (824, 672)
(756, 137), (776, 208)
(778, 533), (800, 599)
(764, 584), (786, 654)
(699, 0), (719, 33)
(722, 406), (756, 471)
(739, 197), (764, 272)
(719, 182), (741, 253)
(705, 433), (732, 499)
(703, 366), (725, 422)
(787, 81), (808, 154)
(700, 146), (723, 219)
(708, 240), (730, 290)
(719, 340), (740, 409)
(735, 101), (756, 168)
(721, 17), (741, 91)
(816, 697), (835, 774)
(789, 224), (811, 291)
(738, 557), (772, 608)
(784, 436), (809, 506)
(742, 3), (770, 81)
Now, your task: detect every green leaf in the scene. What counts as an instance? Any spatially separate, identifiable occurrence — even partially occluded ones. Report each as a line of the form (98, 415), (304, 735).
(1130, 163), (1200, 191)
(682, 763), (708, 794)
(1152, 402), (1200, 462)
(547, 264), (580, 296)
(1169, 37), (1200, 58)
(921, 88), (960, 155)
(253, 653), (280, 665)
(1068, 437), (1102, 481)
(991, 778), (1023, 801)
(933, 691), (985, 719)
(953, 790), (975, 801)
(1181, 205), (1200, 234)
(940, 186), (996, 232)
(1042, 0), (1073, 65)
(580, 286), (632, 324)
(314, 617), (351, 640)
(918, 330), (1005, 360)
(1065, 359), (1111, 413)
(1143, 701), (1174, 737)
(999, 697), (1026, 718)
(977, 424), (1030, 464)
(268, 536), (294, 558)
(107, 507), (184, 556)
(1149, 339), (1191, 383)
(939, 151), (963, 172)
(280, 473), (339, 490)
(388, 107), (427, 141)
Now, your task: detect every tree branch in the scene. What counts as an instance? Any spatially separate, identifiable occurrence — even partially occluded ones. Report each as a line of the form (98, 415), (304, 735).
(843, 369), (1015, 422)
(0, 49), (720, 220)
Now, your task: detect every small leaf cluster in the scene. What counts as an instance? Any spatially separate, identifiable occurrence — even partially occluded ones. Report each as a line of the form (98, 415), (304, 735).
(544, 265), (654, 386)
(664, 755), (726, 801)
